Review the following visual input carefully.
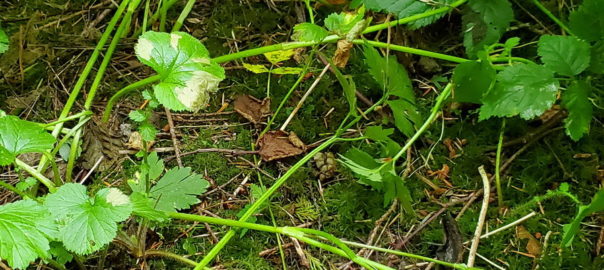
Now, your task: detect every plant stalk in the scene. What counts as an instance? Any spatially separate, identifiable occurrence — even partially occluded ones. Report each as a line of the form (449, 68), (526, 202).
(530, 0), (575, 36)
(102, 74), (162, 122)
(495, 119), (505, 207)
(14, 159), (56, 192)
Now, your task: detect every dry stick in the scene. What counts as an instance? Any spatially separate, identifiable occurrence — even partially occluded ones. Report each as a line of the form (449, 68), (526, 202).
(467, 166), (491, 267)
(165, 108), (183, 167)
(280, 64), (331, 131)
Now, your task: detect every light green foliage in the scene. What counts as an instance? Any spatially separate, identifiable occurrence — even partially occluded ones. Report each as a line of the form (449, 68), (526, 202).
(128, 110), (147, 122)
(537, 35), (591, 76)
(452, 60), (495, 104)
(0, 28), (8, 54)
(134, 31), (225, 111)
(130, 192), (168, 222)
(0, 200), (53, 269)
(139, 123), (158, 141)
(242, 49), (303, 75)
(568, 0), (604, 42)
(463, 0), (514, 57)
(44, 183), (132, 254)
(48, 243), (73, 265)
(562, 80), (592, 141)
(291, 23), (328, 42)
(324, 9), (365, 36)
(129, 151), (164, 193)
(479, 63), (559, 120)
(363, 45), (420, 137)
(562, 188), (604, 246)
(263, 49), (295, 65)
(0, 115), (56, 165)
(361, 0), (453, 29)
(149, 167), (209, 212)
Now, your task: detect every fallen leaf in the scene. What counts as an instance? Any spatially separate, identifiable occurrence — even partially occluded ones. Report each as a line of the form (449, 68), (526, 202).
(516, 225), (542, 257)
(333, 40), (353, 68)
(257, 130), (305, 161)
(234, 95), (271, 124)
(428, 164), (450, 181)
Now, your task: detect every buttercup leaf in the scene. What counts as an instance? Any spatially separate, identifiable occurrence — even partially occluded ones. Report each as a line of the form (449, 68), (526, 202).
(149, 167), (209, 212)
(44, 184), (132, 255)
(0, 116), (55, 164)
(0, 200), (53, 269)
(135, 31), (225, 111)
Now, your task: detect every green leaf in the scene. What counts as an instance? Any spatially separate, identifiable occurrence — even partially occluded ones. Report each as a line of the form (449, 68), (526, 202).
(537, 35), (591, 76)
(139, 123), (157, 142)
(338, 148), (383, 184)
(568, 0), (604, 42)
(263, 49), (295, 65)
(48, 242), (73, 265)
(463, 0), (514, 57)
(0, 145), (15, 166)
(44, 183), (132, 255)
(242, 63), (270, 74)
(292, 23), (329, 42)
(324, 11), (364, 35)
(365, 126), (394, 142)
(363, 45), (415, 102)
(149, 167), (209, 212)
(0, 28), (8, 54)
(562, 80), (592, 141)
(0, 116), (56, 163)
(130, 192), (168, 222)
(271, 67), (304, 75)
(129, 152), (164, 193)
(479, 63), (559, 120)
(0, 200), (53, 269)
(589, 41), (604, 74)
(15, 177), (37, 192)
(452, 60), (495, 104)
(387, 99), (422, 137)
(382, 172), (413, 212)
(362, 0), (453, 29)
(562, 188), (604, 246)
(135, 31), (225, 111)
(128, 110), (147, 122)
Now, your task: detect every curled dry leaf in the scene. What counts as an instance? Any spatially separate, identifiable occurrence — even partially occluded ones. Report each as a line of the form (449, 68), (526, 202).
(257, 130), (305, 161)
(333, 40), (353, 68)
(516, 225), (542, 257)
(234, 95), (271, 124)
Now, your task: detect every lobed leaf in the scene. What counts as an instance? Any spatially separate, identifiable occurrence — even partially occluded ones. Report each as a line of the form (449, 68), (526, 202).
(0, 116), (56, 164)
(0, 200), (54, 269)
(44, 184), (132, 255)
(291, 23), (329, 42)
(135, 31), (225, 111)
(149, 167), (209, 212)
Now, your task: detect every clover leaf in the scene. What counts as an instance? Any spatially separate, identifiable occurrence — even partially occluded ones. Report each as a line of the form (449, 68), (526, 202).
(135, 31), (225, 111)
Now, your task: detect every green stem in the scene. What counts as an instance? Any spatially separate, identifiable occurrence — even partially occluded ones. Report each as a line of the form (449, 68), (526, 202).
(66, 0), (142, 182)
(0, 180), (28, 198)
(102, 74), (162, 122)
(362, 0), (469, 34)
(169, 212), (392, 270)
(47, 0), (131, 138)
(41, 111), (92, 128)
(530, 0), (575, 36)
(353, 39), (468, 63)
(144, 250), (201, 268)
(341, 241), (478, 270)
(131, 0), (179, 37)
(389, 83), (453, 165)
(159, 0), (167, 32)
(495, 119), (505, 207)
(490, 56), (534, 64)
(14, 159), (56, 192)
(304, 0), (315, 24)
(171, 0), (196, 32)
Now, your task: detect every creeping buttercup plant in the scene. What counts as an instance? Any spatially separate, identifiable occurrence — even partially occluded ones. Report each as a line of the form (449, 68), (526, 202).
(0, 0), (603, 269)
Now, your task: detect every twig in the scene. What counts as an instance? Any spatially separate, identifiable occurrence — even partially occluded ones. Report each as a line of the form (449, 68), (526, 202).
(79, 156), (104, 184)
(463, 211), (537, 244)
(165, 108), (183, 167)
(280, 64), (331, 131)
(467, 166), (491, 267)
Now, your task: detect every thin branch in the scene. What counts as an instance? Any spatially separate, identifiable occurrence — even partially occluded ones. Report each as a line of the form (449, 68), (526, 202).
(467, 166), (491, 267)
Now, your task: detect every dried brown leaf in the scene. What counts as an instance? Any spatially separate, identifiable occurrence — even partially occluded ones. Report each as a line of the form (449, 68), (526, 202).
(333, 40), (353, 68)
(516, 225), (542, 257)
(257, 130), (305, 161)
(234, 95), (271, 124)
